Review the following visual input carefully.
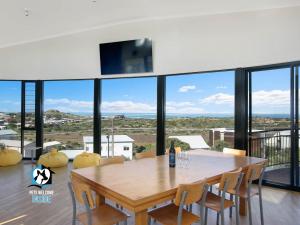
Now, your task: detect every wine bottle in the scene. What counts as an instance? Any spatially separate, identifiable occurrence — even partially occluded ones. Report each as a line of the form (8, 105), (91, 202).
(169, 140), (176, 168)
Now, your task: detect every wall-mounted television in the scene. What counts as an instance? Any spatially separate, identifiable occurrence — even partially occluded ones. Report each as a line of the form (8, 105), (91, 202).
(99, 38), (153, 75)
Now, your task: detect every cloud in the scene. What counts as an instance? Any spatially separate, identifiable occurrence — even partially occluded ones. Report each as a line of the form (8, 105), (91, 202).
(178, 85), (196, 93)
(200, 93), (234, 105)
(252, 90), (289, 106)
(45, 98), (93, 112)
(102, 101), (156, 113)
(216, 85), (227, 89)
(166, 101), (205, 114)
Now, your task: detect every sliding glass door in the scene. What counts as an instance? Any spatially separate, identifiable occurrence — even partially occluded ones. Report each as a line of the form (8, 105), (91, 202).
(296, 66), (300, 188)
(249, 66), (300, 189)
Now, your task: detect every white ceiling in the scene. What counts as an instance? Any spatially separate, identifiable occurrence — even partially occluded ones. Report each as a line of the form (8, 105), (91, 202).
(1, 0), (300, 48)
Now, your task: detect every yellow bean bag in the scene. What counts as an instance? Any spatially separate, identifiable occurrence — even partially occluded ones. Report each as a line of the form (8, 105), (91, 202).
(38, 149), (68, 168)
(0, 149), (22, 166)
(73, 152), (100, 169)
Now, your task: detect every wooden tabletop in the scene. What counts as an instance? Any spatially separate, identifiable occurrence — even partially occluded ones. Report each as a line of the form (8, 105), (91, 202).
(72, 149), (266, 208)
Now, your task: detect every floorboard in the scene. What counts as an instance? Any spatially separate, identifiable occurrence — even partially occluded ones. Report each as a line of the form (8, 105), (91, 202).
(0, 162), (299, 225)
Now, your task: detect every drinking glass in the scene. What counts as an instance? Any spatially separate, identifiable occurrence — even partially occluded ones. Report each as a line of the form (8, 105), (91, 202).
(177, 152), (182, 168)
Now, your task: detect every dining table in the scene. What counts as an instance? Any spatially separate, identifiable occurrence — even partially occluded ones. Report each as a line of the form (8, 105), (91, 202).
(71, 149), (266, 225)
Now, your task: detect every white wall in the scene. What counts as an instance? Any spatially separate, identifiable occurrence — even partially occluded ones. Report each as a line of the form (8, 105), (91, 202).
(84, 142), (133, 160)
(0, 6), (300, 80)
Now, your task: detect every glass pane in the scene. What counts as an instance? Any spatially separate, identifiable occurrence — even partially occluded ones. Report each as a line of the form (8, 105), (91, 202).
(23, 130), (36, 158)
(295, 67), (300, 187)
(101, 77), (157, 160)
(0, 81), (22, 153)
(44, 80), (94, 159)
(166, 71), (235, 152)
(25, 82), (36, 128)
(250, 68), (291, 185)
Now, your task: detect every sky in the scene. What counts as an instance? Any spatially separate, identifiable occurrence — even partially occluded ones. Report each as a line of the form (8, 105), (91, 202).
(0, 68), (293, 114)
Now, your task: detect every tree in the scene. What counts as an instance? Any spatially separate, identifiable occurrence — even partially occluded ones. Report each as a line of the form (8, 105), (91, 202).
(166, 138), (190, 151)
(214, 140), (230, 152)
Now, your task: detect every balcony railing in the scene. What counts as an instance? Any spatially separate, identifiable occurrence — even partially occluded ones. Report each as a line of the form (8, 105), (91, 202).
(249, 129), (293, 167)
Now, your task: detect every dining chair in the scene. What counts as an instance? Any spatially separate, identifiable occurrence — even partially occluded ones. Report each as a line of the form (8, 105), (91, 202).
(99, 156), (126, 210)
(148, 180), (208, 225)
(202, 168), (244, 225)
(223, 148), (246, 157)
(207, 148), (245, 192)
(99, 156), (125, 166)
(226, 163), (265, 225)
(68, 179), (128, 225)
(135, 150), (156, 159)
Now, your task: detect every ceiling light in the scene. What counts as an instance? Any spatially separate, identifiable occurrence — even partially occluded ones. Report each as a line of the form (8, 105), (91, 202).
(24, 8), (29, 17)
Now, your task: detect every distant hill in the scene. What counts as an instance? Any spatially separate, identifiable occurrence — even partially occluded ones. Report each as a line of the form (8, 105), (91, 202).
(44, 110), (82, 119)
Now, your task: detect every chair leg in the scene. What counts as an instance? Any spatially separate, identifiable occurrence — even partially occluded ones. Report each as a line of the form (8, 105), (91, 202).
(189, 204), (193, 212)
(259, 187), (264, 225)
(248, 197), (253, 225)
(148, 216), (152, 225)
(216, 212), (219, 225)
(204, 207), (208, 225)
(235, 195), (240, 225)
(221, 209), (225, 225)
(229, 194), (233, 218)
(124, 219), (127, 225)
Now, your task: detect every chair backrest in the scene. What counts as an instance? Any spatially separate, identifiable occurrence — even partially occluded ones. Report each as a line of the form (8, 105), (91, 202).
(245, 162), (265, 183)
(219, 168), (242, 191)
(165, 147), (182, 154)
(223, 148), (246, 157)
(174, 179), (207, 206)
(135, 150), (156, 159)
(99, 156), (125, 166)
(69, 179), (94, 208)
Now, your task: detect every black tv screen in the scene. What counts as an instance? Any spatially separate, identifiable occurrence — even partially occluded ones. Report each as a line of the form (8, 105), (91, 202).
(100, 38), (153, 75)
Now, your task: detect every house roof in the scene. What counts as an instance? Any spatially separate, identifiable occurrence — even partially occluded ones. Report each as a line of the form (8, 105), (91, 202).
(0, 139), (31, 148)
(168, 135), (210, 149)
(0, 129), (17, 136)
(43, 141), (61, 148)
(83, 135), (134, 143)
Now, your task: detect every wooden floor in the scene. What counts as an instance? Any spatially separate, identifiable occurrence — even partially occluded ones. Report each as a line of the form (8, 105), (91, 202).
(0, 162), (300, 225)
(264, 168), (296, 185)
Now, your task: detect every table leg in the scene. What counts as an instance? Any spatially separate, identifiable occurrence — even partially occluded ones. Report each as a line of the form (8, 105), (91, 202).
(135, 210), (148, 225)
(239, 197), (247, 216)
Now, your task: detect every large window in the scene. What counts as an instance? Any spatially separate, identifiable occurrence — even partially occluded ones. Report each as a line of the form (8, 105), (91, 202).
(101, 77), (157, 160)
(43, 80), (94, 159)
(249, 68), (291, 185)
(0, 81), (22, 152)
(165, 71), (235, 152)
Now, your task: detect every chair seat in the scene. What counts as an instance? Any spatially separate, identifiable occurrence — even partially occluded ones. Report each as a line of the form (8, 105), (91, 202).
(203, 192), (234, 212)
(148, 204), (200, 225)
(78, 204), (127, 225)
